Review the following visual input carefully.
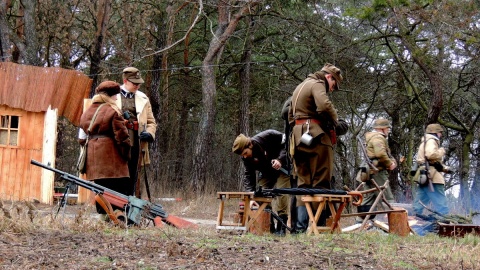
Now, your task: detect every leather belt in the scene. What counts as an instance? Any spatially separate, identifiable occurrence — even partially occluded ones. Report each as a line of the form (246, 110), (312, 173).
(90, 134), (110, 139)
(295, 118), (321, 125)
(125, 120), (139, 130)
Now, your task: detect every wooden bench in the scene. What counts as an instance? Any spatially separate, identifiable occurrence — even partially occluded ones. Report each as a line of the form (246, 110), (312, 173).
(301, 194), (352, 235)
(216, 192), (273, 234)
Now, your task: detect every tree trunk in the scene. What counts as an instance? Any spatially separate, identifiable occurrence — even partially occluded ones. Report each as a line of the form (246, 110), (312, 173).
(235, 14), (254, 189)
(0, 0), (11, 62)
(89, 0), (111, 95)
(190, 1), (259, 193)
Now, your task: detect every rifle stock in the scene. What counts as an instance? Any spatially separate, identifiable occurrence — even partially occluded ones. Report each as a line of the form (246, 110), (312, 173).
(31, 160), (197, 229)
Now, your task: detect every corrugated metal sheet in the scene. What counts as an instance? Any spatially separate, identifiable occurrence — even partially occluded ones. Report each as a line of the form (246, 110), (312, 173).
(0, 62), (92, 126)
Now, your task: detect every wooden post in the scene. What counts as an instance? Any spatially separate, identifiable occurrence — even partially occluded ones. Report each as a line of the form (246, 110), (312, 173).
(388, 207), (410, 236)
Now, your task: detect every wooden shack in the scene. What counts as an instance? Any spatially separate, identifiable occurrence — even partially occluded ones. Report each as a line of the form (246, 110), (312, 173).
(0, 62), (92, 204)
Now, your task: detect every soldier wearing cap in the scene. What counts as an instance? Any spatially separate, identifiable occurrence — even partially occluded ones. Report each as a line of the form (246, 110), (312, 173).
(115, 67), (157, 198)
(78, 81), (131, 213)
(413, 123), (450, 217)
(232, 130), (291, 236)
(357, 118), (397, 220)
(287, 63), (348, 232)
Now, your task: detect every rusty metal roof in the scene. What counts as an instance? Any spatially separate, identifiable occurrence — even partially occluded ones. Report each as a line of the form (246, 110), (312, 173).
(0, 62), (92, 126)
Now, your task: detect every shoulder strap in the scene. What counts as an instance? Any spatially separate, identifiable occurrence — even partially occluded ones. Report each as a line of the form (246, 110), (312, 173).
(86, 103), (108, 135)
(292, 79), (312, 119)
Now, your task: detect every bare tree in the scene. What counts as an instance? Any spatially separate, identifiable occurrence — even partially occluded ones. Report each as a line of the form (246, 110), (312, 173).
(190, 0), (259, 193)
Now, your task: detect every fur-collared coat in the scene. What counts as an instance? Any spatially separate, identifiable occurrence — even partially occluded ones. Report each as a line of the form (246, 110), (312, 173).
(79, 102), (131, 181)
(115, 88), (157, 164)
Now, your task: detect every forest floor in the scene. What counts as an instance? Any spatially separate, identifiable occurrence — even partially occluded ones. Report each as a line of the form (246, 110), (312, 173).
(1, 196), (480, 269)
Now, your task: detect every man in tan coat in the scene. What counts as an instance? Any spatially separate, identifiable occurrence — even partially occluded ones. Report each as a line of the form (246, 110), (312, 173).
(116, 67), (157, 198)
(413, 123), (450, 217)
(357, 118), (396, 219)
(287, 63), (348, 232)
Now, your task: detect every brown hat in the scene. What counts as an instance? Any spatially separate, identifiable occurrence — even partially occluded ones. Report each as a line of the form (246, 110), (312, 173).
(321, 63), (343, 90)
(95, 81), (121, 96)
(122, 67), (144, 84)
(426, 123), (443, 133)
(232, 134), (250, 154)
(373, 118), (391, 129)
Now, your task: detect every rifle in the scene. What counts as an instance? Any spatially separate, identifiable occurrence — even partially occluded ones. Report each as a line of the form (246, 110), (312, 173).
(423, 128), (435, 192)
(357, 136), (379, 174)
(31, 160), (197, 229)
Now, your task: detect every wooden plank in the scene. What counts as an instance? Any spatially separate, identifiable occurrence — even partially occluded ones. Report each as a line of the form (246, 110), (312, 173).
(24, 114), (36, 201)
(10, 148), (19, 200)
(28, 113), (43, 201)
(4, 148), (13, 200)
(0, 147), (4, 197)
(341, 209), (406, 218)
(77, 99), (92, 204)
(40, 107), (57, 204)
(16, 148), (26, 200)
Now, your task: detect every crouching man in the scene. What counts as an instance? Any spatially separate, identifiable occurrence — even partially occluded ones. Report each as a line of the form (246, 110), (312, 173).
(232, 130), (291, 235)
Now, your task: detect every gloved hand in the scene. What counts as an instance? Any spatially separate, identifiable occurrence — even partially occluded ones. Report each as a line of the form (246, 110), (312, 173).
(139, 131), (153, 142)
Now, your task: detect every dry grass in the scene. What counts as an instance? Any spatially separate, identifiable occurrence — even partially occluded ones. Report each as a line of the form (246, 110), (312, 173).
(1, 198), (480, 269)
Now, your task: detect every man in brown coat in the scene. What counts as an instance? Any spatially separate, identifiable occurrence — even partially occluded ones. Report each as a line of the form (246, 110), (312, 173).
(115, 67), (157, 198)
(79, 81), (131, 212)
(287, 63), (348, 232)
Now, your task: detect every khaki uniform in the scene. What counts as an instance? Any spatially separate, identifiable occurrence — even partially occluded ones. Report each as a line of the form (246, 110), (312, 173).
(115, 88), (157, 164)
(361, 131), (395, 205)
(416, 134), (446, 184)
(413, 133), (449, 215)
(287, 72), (338, 206)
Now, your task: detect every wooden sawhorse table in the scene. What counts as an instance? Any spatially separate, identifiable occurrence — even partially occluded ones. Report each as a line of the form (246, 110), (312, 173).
(301, 194), (352, 235)
(216, 192), (273, 234)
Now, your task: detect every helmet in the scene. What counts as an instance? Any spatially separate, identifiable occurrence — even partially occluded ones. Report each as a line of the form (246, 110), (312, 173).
(373, 118), (391, 129)
(426, 124), (443, 133)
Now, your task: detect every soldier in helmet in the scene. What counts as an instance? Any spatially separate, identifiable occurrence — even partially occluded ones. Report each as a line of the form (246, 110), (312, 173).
(413, 123), (450, 217)
(357, 118), (397, 219)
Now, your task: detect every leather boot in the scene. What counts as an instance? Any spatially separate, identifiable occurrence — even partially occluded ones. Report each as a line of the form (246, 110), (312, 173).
(274, 214), (288, 236)
(295, 206), (309, 233)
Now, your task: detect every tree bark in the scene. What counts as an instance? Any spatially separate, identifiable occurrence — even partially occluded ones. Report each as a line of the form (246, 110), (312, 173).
(191, 0), (259, 193)
(0, 0), (11, 62)
(89, 0), (111, 94)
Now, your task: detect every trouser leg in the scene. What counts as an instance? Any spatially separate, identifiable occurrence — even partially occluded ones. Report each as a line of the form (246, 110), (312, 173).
(295, 205), (308, 233)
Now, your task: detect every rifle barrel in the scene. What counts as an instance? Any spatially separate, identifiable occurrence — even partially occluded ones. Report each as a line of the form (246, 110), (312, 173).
(31, 159), (127, 201)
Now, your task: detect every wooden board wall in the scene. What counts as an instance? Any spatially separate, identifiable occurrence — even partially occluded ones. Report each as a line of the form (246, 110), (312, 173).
(78, 99), (94, 204)
(0, 105), (44, 202)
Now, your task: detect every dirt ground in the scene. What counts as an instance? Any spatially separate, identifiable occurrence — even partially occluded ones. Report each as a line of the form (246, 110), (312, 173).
(0, 199), (478, 269)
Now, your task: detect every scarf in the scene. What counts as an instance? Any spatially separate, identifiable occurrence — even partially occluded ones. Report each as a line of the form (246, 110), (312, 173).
(91, 93), (122, 116)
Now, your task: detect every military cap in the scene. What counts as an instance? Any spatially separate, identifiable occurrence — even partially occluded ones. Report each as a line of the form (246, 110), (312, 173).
(95, 81), (121, 96)
(232, 134), (250, 154)
(321, 63), (343, 90)
(426, 123), (444, 133)
(373, 118), (392, 129)
(122, 67), (144, 84)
